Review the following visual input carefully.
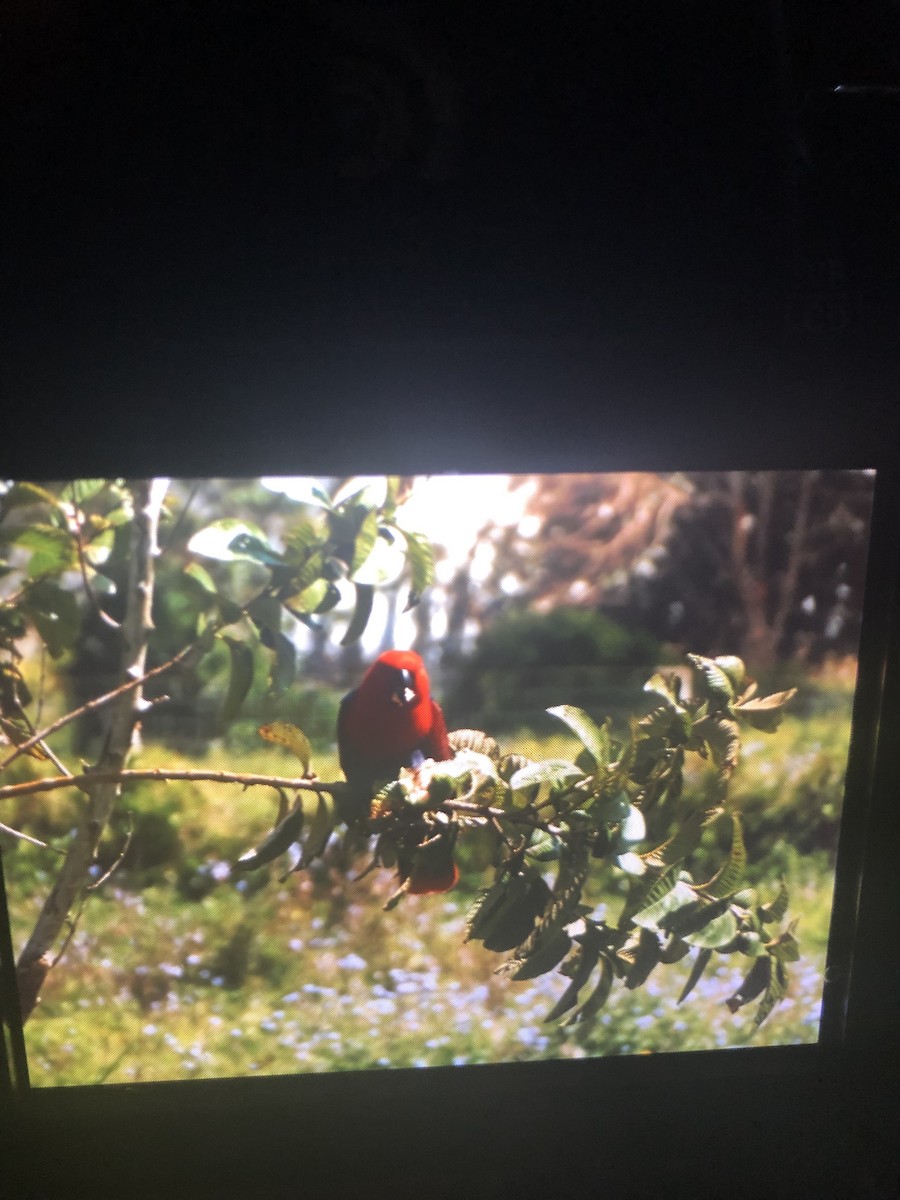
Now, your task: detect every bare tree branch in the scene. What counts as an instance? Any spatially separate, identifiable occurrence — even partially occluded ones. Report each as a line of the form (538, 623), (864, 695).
(15, 480), (168, 1019)
(0, 634), (202, 775)
(0, 768), (343, 804)
(85, 822), (134, 891)
(0, 820), (57, 851)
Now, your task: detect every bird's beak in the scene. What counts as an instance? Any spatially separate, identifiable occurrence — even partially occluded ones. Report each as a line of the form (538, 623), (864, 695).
(392, 668), (417, 707)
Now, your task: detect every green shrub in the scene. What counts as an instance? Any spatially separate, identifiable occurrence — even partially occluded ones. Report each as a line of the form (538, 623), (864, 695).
(445, 607), (660, 731)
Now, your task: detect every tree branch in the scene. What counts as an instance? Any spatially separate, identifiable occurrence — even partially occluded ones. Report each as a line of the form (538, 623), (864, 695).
(0, 634), (203, 775)
(0, 820), (57, 851)
(15, 480), (167, 1019)
(0, 768), (343, 804)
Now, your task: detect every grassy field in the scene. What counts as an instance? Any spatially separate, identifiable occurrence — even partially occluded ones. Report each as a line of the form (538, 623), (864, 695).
(4, 665), (854, 1087)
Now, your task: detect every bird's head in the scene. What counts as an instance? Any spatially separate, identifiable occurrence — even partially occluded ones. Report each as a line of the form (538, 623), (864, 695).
(364, 650), (430, 711)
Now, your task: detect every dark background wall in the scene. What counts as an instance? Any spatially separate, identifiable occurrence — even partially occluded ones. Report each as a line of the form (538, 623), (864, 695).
(2, 2), (899, 1197)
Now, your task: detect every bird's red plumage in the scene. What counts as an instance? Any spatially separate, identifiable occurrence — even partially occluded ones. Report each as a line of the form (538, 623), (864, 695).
(338, 650), (451, 792)
(338, 650), (457, 894)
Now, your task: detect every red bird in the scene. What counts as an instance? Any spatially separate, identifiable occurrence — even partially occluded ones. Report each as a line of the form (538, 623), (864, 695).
(338, 649), (456, 894)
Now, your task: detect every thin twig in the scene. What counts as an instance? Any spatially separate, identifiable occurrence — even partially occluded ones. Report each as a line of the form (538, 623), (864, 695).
(35, 643), (46, 729)
(0, 638), (203, 774)
(159, 482), (201, 553)
(0, 820), (60, 851)
(14, 709), (73, 778)
(50, 899), (87, 968)
(86, 821), (134, 891)
(69, 483), (120, 632)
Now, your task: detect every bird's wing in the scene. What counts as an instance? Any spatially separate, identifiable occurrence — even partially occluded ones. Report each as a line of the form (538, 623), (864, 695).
(337, 688), (360, 783)
(424, 699), (452, 761)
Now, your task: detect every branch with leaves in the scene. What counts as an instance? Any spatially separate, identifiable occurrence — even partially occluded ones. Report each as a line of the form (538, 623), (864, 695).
(229, 654), (799, 1029)
(2, 475), (802, 1034)
(0, 476), (436, 1018)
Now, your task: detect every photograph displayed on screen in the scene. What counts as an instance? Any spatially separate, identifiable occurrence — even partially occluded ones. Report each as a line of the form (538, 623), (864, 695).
(0, 470), (875, 1086)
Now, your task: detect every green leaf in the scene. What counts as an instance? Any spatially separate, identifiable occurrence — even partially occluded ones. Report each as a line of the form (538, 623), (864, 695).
(506, 928), (571, 981)
(767, 923), (800, 964)
(758, 879), (789, 925)
(592, 790), (631, 823)
(509, 759), (583, 796)
(682, 908), (739, 949)
(298, 791), (336, 862)
(659, 934), (691, 964)
(621, 928), (660, 990)
(383, 476), (401, 517)
(341, 582), (374, 646)
(234, 808), (304, 871)
(183, 561), (219, 596)
(678, 948), (713, 1004)
(104, 504), (134, 529)
(246, 593), (281, 642)
(687, 653), (736, 707)
(284, 578), (331, 615)
(525, 830), (564, 864)
(619, 863), (681, 929)
(394, 527), (435, 594)
(479, 873), (551, 953)
(217, 598), (245, 627)
(70, 479), (110, 502)
(734, 689), (798, 733)
(284, 549), (325, 593)
(726, 954), (771, 1014)
(639, 705), (680, 737)
(21, 580), (81, 657)
(713, 656), (747, 693)
(221, 636), (255, 724)
(14, 525), (77, 578)
(188, 519), (272, 562)
(632, 878), (697, 932)
(696, 812), (746, 899)
(282, 518), (321, 565)
(313, 582), (342, 614)
(754, 956), (789, 1028)
(546, 705), (611, 770)
(562, 953), (614, 1025)
(645, 807), (711, 869)
(643, 672), (683, 709)
(350, 509), (380, 576)
(311, 486), (334, 508)
(466, 878), (513, 943)
(546, 936), (603, 1021)
(694, 715), (741, 788)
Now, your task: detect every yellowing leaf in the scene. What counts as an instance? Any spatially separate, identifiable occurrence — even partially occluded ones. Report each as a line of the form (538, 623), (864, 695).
(734, 689), (798, 732)
(258, 721), (312, 773)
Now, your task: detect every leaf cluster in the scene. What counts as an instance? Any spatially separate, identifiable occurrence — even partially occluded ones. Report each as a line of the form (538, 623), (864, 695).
(182, 476), (434, 723)
(0, 480), (136, 752)
(234, 654), (800, 1030)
